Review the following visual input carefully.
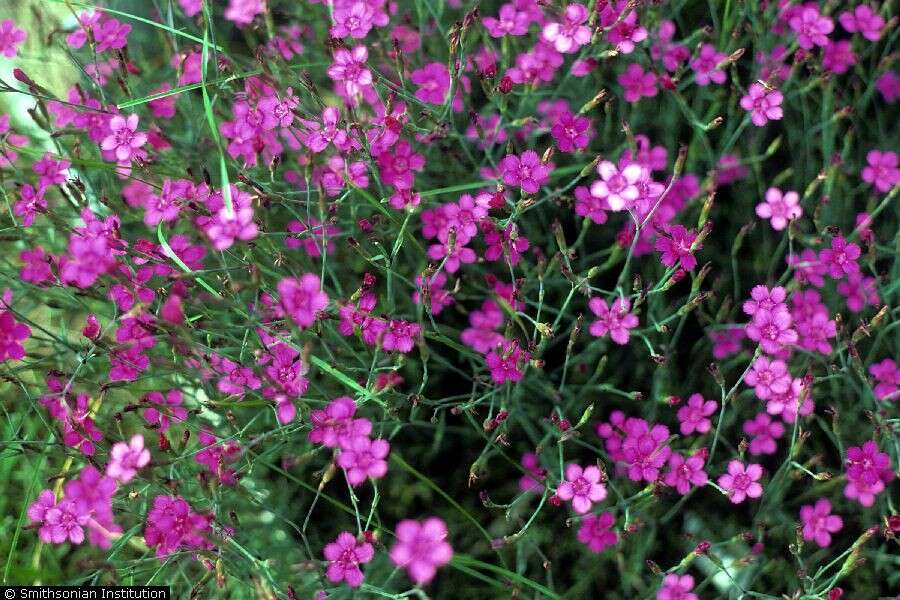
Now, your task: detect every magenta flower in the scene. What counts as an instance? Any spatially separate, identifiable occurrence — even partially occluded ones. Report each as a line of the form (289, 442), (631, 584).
(0, 20), (26, 58)
(745, 356), (792, 400)
(556, 463), (607, 514)
(657, 574), (698, 600)
(709, 327), (746, 359)
(278, 273), (329, 329)
(327, 46), (372, 98)
(844, 441), (894, 507)
(309, 396), (372, 448)
(743, 285), (788, 317)
(655, 224), (700, 271)
(839, 5), (884, 41)
(663, 452), (708, 495)
(718, 460), (764, 504)
(485, 339), (530, 384)
(389, 517), (453, 584)
(743, 413), (785, 455)
(607, 9), (648, 55)
(144, 495), (214, 558)
(756, 187), (801, 230)
(746, 307), (797, 354)
(676, 393), (717, 436)
(822, 40), (857, 74)
(518, 452), (547, 493)
(590, 160), (643, 211)
(618, 63), (657, 103)
(410, 63), (451, 104)
(337, 436), (390, 486)
(550, 111), (591, 152)
(0, 309), (31, 362)
(740, 83), (784, 127)
(324, 532), (375, 587)
(331, 1), (380, 39)
(690, 43), (727, 86)
(836, 272), (879, 313)
(100, 114), (147, 162)
(621, 418), (671, 482)
(869, 359), (899, 401)
(483, 4), (529, 38)
(651, 20), (689, 72)
(861, 150), (899, 193)
(106, 434), (151, 483)
(876, 71), (900, 103)
(499, 150), (552, 194)
(800, 499), (843, 548)
(577, 512), (618, 553)
(224, 0), (263, 27)
(92, 17), (131, 52)
(819, 235), (861, 278)
(789, 6), (834, 49)
(541, 4), (592, 54)
(588, 297), (639, 345)
(29, 494), (89, 544)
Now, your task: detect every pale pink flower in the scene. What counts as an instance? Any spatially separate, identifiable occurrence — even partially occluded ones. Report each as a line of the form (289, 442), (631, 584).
(756, 187), (801, 230)
(106, 434), (151, 483)
(389, 517), (453, 584)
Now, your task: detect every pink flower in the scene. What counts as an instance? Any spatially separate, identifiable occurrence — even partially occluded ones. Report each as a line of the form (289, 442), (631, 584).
(518, 452), (546, 493)
(869, 358), (899, 401)
(224, 0), (263, 26)
(676, 393), (717, 435)
(744, 356), (791, 401)
(876, 71), (900, 103)
(590, 160), (643, 211)
(327, 46), (372, 98)
(588, 297), (639, 345)
(621, 418), (671, 482)
(607, 9), (648, 54)
(337, 436), (390, 486)
(709, 327), (745, 359)
(309, 396), (372, 448)
(844, 441), (894, 507)
(324, 532), (375, 587)
(389, 517), (453, 584)
(485, 339), (530, 384)
(541, 4), (592, 53)
(577, 512), (618, 553)
(499, 150), (552, 194)
(651, 20), (689, 72)
(92, 18), (131, 52)
(861, 150), (899, 193)
(33, 153), (70, 187)
(800, 499), (843, 548)
(550, 111), (591, 152)
(556, 463), (607, 514)
(106, 434), (151, 483)
(144, 495), (214, 558)
(618, 63), (657, 103)
(746, 308), (797, 355)
(278, 273), (329, 329)
(381, 320), (421, 353)
(718, 460), (764, 504)
(100, 114), (147, 163)
(663, 452), (708, 495)
(178, 0), (202, 17)
(740, 83), (784, 127)
(29, 494), (89, 544)
(0, 309), (31, 361)
(743, 413), (785, 455)
(839, 5), (884, 41)
(819, 235), (861, 278)
(836, 272), (879, 313)
(410, 63), (451, 104)
(143, 389), (187, 432)
(0, 20), (27, 58)
(822, 40), (856, 74)
(13, 184), (47, 227)
(655, 225), (700, 271)
(690, 44), (727, 86)
(483, 4), (529, 38)
(376, 139), (425, 190)
(789, 7), (834, 49)
(331, 1), (380, 39)
(657, 574), (698, 600)
(756, 187), (801, 230)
